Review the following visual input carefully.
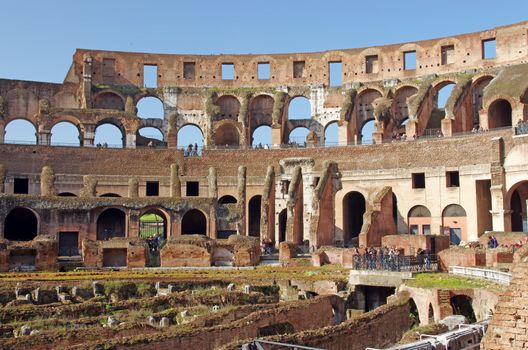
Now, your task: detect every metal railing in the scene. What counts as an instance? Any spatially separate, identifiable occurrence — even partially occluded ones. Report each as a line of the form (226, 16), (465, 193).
(350, 254), (438, 272)
(242, 339), (324, 350)
(449, 266), (512, 285)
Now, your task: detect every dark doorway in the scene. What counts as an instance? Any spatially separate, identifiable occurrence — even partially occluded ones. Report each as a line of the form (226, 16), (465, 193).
(218, 195), (237, 204)
(4, 207), (38, 241)
(58, 232), (79, 256)
(428, 303), (435, 323)
(13, 178), (29, 194)
(409, 298), (420, 327)
(278, 209), (287, 242)
(343, 191), (366, 245)
(450, 295), (476, 323)
(248, 195), (262, 237)
(488, 99), (512, 129)
(186, 181), (199, 196)
(511, 189), (523, 231)
(392, 192), (398, 228)
(100, 193), (121, 197)
(146, 181), (159, 197)
(139, 210), (167, 239)
(96, 208), (126, 240)
(181, 209), (206, 235)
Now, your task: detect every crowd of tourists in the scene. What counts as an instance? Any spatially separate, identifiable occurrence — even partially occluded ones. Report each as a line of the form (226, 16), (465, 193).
(351, 246), (433, 271)
(146, 235), (162, 252)
(516, 120), (528, 135)
(184, 143), (200, 157)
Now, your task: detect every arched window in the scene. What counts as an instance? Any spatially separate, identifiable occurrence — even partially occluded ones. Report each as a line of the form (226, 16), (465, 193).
(177, 124), (204, 151)
(278, 209), (287, 243)
(342, 191), (366, 245)
(251, 125), (272, 147)
(4, 207), (38, 241)
(408, 205), (432, 235)
(289, 127), (310, 145)
(93, 92), (124, 110)
(488, 99), (512, 129)
(50, 121), (80, 146)
(324, 122), (339, 146)
(218, 195), (237, 204)
(436, 82), (456, 109)
(248, 195), (262, 237)
(181, 209), (207, 235)
(138, 127), (163, 141)
(4, 119), (37, 144)
(287, 96), (311, 120)
(94, 122), (124, 148)
(137, 96), (164, 119)
(96, 208), (126, 240)
(442, 204), (467, 245)
(139, 209), (167, 239)
(214, 123), (239, 146)
(360, 119), (375, 145)
(215, 95), (240, 120)
(58, 192), (77, 197)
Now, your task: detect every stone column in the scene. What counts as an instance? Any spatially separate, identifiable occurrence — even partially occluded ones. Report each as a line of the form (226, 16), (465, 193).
(208, 167), (218, 199)
(0, 122), (4, 144)
(126, 133), (136, 149)
(83, 124), (96, 147)
(441, 118), (453, 137)
(271, 126), (281, 148)
(170, 164), (181, 197)
(38, 130), (51, 146)
(338, 122), (348, 146)
(128, 210), (140, 238)
(237, 166), (247, 236)
(405, 119), (418, 139)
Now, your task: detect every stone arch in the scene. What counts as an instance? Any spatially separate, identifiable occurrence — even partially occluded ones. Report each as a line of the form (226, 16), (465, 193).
(324, 121), (339, 146)
(428, 303), (435, 324)
(4, 207), (39, 241)
(181, 209), (207, 235)
(5, 88), (39, 120)
(249, 94), (274, 136)
(248, 195), (262, 238)
(218, 195), (237, 204)
(288, 126), (310, 144)
(137, 126), (164, 143)
(99, 193), (121, 197)
(354, 88), (382, 141)
(506, 181), (528, 232)
(278, 208), (287, 243)
(58, 192), (77, 197)
(4, 118), (37, 144)
(468, 75), (495, 129)
(287, 96), (311, 120)
(139, 207), (169, 239)
(50, 121), (81, 146)
(408, 205), (431, 235)
(393, 85), (418, 123)
(213, 121), (240, 146)
(360, 118), (375, 144)
(96, 208), (126, 240)
(177, 123), (204, 150)
(215, 95), (240, 121)
(93, 91), (125, 110)
(488, 99), (512, 129)
(136, 96), (164, 119)
(251, 125), (272, 147)
(442, 204), (467, 244)
(94, 118), (125, 147)
(342, 191), (366, 246)
(408, 298), (420, 328)
(450, 294), (476, 323)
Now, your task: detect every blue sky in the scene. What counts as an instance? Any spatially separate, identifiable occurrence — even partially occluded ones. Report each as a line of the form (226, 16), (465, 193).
(1, 0), (527, 146)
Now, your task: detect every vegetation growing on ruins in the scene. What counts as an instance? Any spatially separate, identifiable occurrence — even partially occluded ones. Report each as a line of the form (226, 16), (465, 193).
(405, 273), (505, 291)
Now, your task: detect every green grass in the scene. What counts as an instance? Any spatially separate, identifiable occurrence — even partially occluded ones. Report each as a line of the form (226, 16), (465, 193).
(405, 273), (504, 291)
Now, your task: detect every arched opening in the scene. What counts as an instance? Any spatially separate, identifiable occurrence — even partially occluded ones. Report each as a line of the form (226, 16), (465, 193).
(471, 76), (494, 128)
(93, 92), (124, 110)
(509, 181), (528, 232)
(287, 96), (311, 120)
(342, 191), (366, 246)
(139, 210), (167, 239)
(181, 209), (207, 235)
(360, 119), (375, 145)
(423, 82), (455, 134)
(248, 195), (262, 237)
(94, 122), (124, 148)
(442, 204), (467, 245)
(4, 119), (37, 144)
(436, 82), (455, 109)
(428, 303), (435, 324)
(96, 208), (126, 240)
(249, 95), (273, 139)
(215, 95), (240, 120)
(138, 127), (163, 141)
(288, 127), (310, 145)
(488, 99), (512, 129)
(450, 295), (476, 323)
(50, 121), (81, 146)
(324, 121), (339, 146)
(177, 124), (204, 155)
(4, 207), (38, 241)
(218, 195), (237, 204)
(214, 123), (240, 146)
(100, 193), (121, 197)
(394, 86), (418, 125)
(278, 209), (287, 243)
(251, 125), (272, 147)
(409, 298), (420, 328)
(136, 96), (164, 119)
(408, 205), (431, 235)
(58, 192), (77, 197)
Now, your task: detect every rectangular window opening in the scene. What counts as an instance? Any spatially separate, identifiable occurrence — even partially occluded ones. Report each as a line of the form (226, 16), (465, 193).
(222, 63), (234, 80)
(293, 61), (305, 78)
(482, 38), (496, 60)
(329, 61), (342, 87)
(146, 181), (159, 196)
(423, 225), (431, 235)
(441, 45), (455, 65)
(365, 55), (379, 74)
(412, 173), (425, 189)
(58, 232), (79, 256)
(14, 178), (29, 194)
(410, 225), (419, 235)
(446, 171), (460, 188)
(143, 64), (158, 88)
(183, 62), (196, 80)
(186, 181), (199, 196)
(258, 62), (270, 80)
(404, 51), (417, 70)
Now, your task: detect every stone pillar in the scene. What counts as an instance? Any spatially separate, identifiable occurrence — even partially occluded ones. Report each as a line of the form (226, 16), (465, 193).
(479, 110), (489, 130)
(0, 164), (5, 193)
(128, 177), (139, 198)
(237, 166), (247, 236)
(128, 210), (140, 238)
(441, 118), (453, 137)
(38, 130), (51, 146)
(372, 131), (383, 144)
(208, 167), (218, 199)
(338, 122), (348, 146)
(126, 133), (136, 149)
(0, 122), (4, 144)
(83, 124), (96, 147)
(271, 126), (281, 148)
(405, 119), (418, 139)
(170, 164), (181, 197)
(82, 55), (93, 109)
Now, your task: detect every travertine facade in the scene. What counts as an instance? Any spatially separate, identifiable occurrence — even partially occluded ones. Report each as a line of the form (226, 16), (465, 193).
(1, 21), (528, 269)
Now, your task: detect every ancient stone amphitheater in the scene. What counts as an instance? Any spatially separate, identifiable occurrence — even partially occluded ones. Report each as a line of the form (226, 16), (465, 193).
(0, 21), (527, 349)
